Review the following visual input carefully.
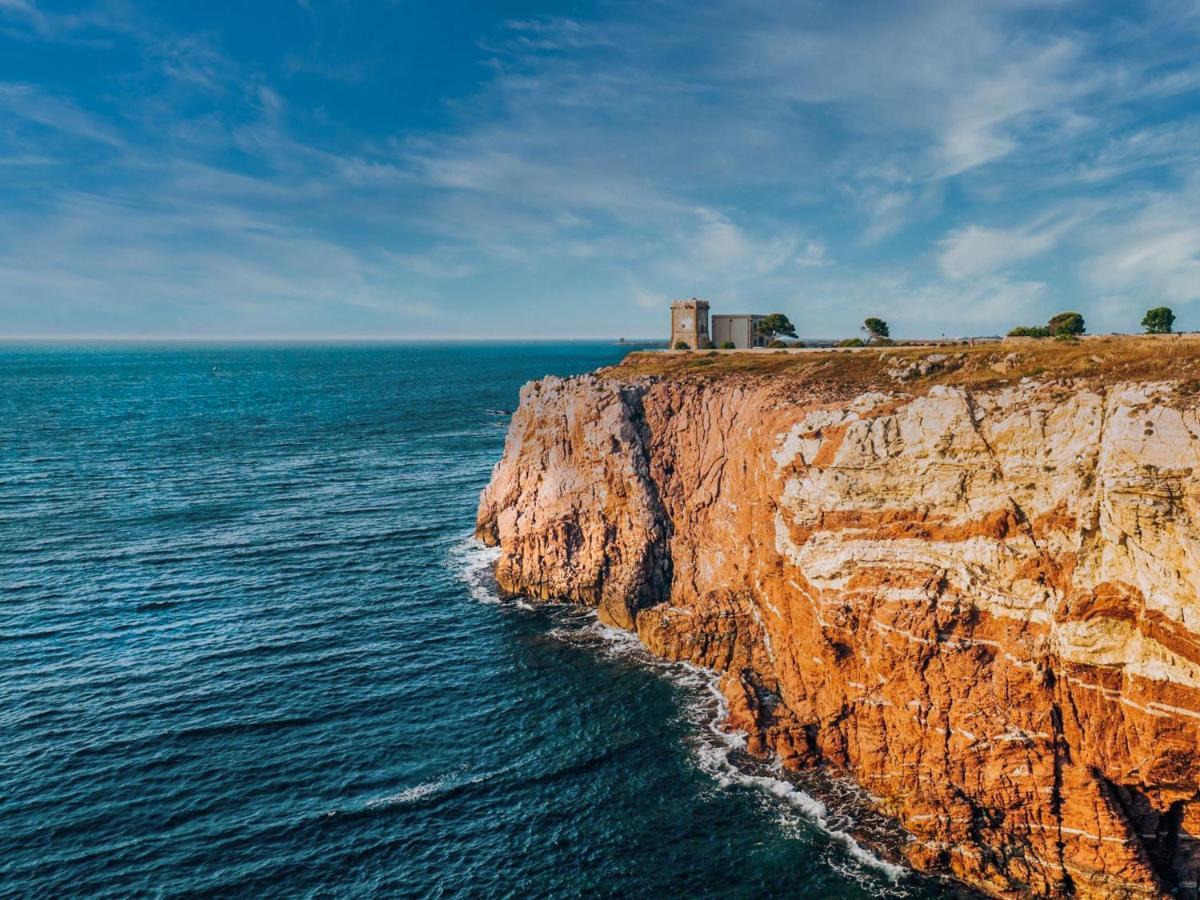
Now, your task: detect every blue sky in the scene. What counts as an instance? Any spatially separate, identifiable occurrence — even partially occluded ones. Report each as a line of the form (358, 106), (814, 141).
(2, 0), (1200, 338)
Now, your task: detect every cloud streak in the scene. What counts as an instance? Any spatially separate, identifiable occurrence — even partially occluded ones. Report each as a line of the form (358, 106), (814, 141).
(2, 0), (1200, 336)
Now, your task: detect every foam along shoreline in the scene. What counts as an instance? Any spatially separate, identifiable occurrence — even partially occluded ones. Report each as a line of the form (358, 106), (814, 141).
(451, 534), (922, 894)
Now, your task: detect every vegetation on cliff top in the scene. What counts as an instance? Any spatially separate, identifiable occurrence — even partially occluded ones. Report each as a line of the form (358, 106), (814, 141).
(756, 313), (797, 341)
(1142, 306), (1175, 334)
(606, 334), (1200, 393)
(1008, 310), (1086, 339)
(862, 317), (890, 343)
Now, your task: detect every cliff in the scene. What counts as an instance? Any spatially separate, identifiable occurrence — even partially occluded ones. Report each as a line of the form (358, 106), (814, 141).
(477, 338), (1200, 898)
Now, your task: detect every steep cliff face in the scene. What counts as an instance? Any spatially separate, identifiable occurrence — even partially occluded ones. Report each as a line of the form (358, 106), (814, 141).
(477, 351), (1200, 899)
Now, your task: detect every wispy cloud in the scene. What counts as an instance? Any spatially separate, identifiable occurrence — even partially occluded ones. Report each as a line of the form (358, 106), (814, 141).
(0, 82), (124, 146)
(1082, 179), (1200, 309)
(3, 0), (1200, 336)
(939, 215), (1080, 280)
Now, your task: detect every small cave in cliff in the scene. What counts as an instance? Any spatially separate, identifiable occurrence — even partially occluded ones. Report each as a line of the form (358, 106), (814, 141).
(1152, 800), (1186, 885)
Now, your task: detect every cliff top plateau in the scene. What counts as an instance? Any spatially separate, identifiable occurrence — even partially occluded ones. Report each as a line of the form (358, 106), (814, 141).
(607, 334), (1200, 397)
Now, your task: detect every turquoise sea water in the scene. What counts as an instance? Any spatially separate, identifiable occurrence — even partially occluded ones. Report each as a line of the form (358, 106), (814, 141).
(2, 343), (951, 898)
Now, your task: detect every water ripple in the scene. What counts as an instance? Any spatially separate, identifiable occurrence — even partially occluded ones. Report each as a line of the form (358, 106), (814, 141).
(0, 343), (952, 899)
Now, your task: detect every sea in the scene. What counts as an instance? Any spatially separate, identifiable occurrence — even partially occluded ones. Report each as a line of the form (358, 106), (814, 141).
(1, 342), (954, 898)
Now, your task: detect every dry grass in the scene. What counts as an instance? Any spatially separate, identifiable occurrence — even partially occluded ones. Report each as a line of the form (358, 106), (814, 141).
(601, 335), (1200, 394)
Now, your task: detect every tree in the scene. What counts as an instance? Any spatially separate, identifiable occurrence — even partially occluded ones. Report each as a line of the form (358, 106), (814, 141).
(1142, 306), (1175, 334)
(1008, 325), (1050, 338)
(1047, 311), (1085, 336)
(757, 313), (797, 341)
(862, 317), (890, 343)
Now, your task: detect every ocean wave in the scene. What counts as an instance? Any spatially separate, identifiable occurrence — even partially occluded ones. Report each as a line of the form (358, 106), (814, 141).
(448, 534), (502, 604)
(366, 779), (446, 808)
(683, 687), (912, 891)
(453, 534), (914, 893)
(341, 766), (494, 816)
(692, 739), (910, 885)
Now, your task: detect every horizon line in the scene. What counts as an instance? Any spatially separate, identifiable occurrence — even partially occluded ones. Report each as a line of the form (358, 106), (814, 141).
(0, 334), (670, 343)
(0, 333), (1007, 343)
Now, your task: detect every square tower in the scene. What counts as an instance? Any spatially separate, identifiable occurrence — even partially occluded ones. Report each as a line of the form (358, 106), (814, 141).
(670, 299), (710, 349)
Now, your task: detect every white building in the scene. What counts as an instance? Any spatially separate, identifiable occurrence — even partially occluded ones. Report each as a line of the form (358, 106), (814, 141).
(712, 314), (768, 349)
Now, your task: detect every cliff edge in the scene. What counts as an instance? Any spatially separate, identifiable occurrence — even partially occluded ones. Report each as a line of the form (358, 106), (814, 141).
(477, 338), (1200, 898)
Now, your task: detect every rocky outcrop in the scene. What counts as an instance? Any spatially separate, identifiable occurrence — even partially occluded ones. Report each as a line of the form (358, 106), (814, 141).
(477, 362), (1200, 898)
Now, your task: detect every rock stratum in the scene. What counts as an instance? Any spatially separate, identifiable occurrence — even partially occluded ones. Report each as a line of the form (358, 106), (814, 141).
(476, 340), (1200, 898)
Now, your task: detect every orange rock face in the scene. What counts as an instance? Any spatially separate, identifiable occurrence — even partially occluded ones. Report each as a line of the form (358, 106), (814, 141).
(476, 372), (1200, 898)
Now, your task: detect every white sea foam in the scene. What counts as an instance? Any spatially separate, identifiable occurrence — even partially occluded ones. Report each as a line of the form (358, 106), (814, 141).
(367, 779), (445, 808)
(692, 742), (910, 885)
(681, 676), (910, 887)
(568, 612), (912, 889)
(322, 777), (451, 818)
(360, 765), (500, 813)
(450, 534), (912, 890)
(448, 534), (502, 604)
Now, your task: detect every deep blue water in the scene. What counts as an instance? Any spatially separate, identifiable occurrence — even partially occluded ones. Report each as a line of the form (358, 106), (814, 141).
(1, 343), (948, 898)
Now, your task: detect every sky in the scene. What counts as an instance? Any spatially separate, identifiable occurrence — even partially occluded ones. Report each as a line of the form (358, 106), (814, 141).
(2, 1), (1200, 339)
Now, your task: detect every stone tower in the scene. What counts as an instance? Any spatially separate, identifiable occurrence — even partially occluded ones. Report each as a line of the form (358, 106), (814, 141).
(670, 299), (710, 349)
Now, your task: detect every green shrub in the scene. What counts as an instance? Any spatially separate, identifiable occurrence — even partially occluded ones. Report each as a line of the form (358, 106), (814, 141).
(673, 340), (690, 350)
(720, 341), (736, 349)
(1008, 325), (1050, 338)
(837, 337), (865, 347)
(767, 339), (788, 348)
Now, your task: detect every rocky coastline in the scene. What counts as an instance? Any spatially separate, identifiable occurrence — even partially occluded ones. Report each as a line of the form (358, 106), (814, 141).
(477, 339), (1200, 898)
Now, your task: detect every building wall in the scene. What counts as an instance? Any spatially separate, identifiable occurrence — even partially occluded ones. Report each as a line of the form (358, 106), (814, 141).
(712, 314), (767, 349)
(670, 300), (710, 349)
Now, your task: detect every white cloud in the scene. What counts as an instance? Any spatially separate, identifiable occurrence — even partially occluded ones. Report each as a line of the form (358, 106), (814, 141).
(4, 0), (1200, 336)
(497, 17), (612, 52)
(937, 40), (1084, 176)
(795, 240), (830, 267)
(687, 209), (799, 277)
(1083, 194), (1200, 308)
(0, 189), (442, 335)
(898, 275), (1048, 332)
(0, 83), (124, 146)
(631, 285), (667, 310)
(1073, 121), (1200, 183)
(938, 217), (1076, 279)
(786, 266), (1048, 338)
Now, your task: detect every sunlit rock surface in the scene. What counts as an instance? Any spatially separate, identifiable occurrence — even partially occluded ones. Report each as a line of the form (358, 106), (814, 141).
(478, 349), (1200, 898)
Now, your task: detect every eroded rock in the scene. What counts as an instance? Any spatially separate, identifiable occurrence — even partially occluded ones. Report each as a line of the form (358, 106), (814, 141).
(477, 370), (1200, 898)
